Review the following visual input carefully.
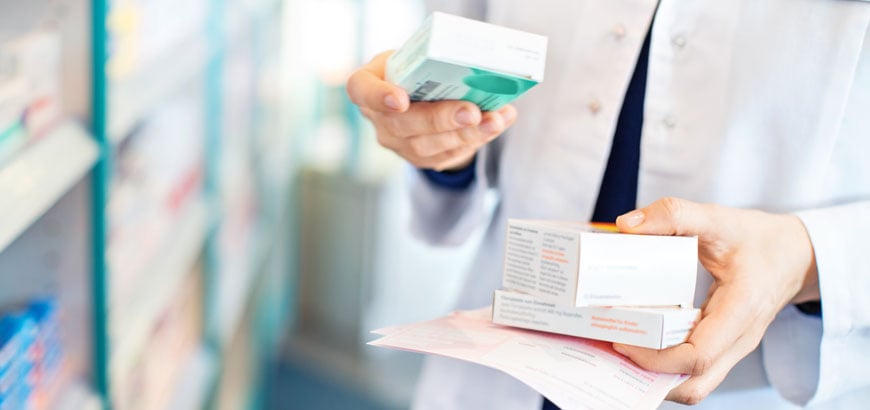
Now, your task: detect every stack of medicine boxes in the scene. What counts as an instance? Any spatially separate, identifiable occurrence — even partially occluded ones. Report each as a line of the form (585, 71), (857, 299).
(492, 220), (701, 349)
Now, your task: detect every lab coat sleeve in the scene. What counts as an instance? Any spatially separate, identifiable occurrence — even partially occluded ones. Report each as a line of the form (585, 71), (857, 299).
(408, 138), (502, 246)
(761, 200), (870, 406)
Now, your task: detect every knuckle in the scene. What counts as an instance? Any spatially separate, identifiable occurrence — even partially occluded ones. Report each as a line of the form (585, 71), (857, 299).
(660, 196), (684, 219)
(382, 114), (404, 135)
(375, 133), (388, 147)
(462, 127), (485, 145)
(659, 196), (687, 232)
(691, 352), (713, 376)
(426, 107), (447, 131)
(445, 132), (468, 150)
(681, 386), (709, 406)
(408, 138), (430, 157)
(443, 146), (468, 159)
(453, 126), (473, 143)
(359, 106), (376, 120)
(398, 147), (423, 166)
(375, 132), (396, 150)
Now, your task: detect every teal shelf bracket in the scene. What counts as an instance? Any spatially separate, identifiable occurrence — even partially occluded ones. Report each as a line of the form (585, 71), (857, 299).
(90, 0), (111, 408)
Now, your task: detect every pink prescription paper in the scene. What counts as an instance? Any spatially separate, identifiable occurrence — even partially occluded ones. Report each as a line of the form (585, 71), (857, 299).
(368, 308), (686, 410)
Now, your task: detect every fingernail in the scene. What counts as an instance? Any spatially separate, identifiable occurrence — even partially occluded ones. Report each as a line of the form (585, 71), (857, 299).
(384, 94), (400, 110)
(621, 210), (645, 228)
(480, 117), (501, 134)
(455, 108), (476, 126)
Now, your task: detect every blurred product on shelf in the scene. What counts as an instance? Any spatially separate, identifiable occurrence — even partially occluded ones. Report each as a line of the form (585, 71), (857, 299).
(0, 30), (62, 165)
(107, 0), (207, 79)
(23, 300), (64, 409)
(114, 265), (204, 410)
(213, 44), (260, 346)
(107, 95), (204, 307)
(219, 46), (258, 267)
(0, 299), (66, 410)
(106, 1), (209, 143)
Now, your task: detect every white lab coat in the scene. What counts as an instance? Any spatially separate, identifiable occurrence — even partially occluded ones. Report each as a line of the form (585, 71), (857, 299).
(407, 0), (870, 409)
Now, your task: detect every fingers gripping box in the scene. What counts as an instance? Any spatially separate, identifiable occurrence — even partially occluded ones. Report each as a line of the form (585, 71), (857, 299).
(386, 12), (548, 111)
(492, 290), (700, 349)
(503, 219), (698, 307)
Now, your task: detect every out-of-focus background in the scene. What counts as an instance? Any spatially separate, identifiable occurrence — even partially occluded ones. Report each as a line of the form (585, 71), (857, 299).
(0, 0), (488, 409)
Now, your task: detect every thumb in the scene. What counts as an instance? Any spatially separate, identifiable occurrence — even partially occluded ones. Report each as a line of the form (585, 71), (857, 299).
(615, 197), (712, 237)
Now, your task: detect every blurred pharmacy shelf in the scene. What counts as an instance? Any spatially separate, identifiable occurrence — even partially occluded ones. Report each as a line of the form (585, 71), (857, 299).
(0, 0), (295, 407)
(108, 199), (211, 389)
(0, 122), (98, 252)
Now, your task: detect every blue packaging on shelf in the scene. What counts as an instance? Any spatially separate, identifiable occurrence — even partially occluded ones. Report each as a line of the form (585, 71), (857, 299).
(0, 359), (34, 396)
(0, 314), (36, 371)
(0, 378), (33, 410)
(26, 300), (55, 323)
(27, 298), (64, 387)
(0, 310), (38, 408)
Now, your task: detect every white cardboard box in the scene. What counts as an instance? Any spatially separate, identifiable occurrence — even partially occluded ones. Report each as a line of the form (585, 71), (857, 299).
(492, 290), (700, 349)
(386, 12), (547, 111)
(503, 219), (698, 307)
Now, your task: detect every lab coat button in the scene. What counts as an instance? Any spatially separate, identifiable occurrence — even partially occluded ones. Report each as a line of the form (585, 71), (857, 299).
(612, 24), (626, 39)
(672, 35), (687, 48)
(588, 100), (601, 114)
(663, 116), (677, 129)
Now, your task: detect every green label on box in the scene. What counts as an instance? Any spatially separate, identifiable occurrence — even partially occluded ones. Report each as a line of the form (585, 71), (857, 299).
(395, 59), (538, 112)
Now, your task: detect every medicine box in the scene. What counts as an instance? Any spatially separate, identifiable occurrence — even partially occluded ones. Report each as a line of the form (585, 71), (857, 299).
(503, 219), (698, 307)
(492, 290), (700, 349)
(386, 11), (547, 111)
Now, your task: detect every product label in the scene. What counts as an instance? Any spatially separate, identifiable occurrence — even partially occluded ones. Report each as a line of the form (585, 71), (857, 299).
(576, 232), (697, 307)
(385, 12), (545, 112)
(492, 290), (698, 349)
(503, 223), (577, 304)
(391, 59), (537, 111)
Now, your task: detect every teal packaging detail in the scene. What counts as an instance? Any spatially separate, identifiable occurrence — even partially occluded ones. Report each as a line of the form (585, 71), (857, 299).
(386, 12), (547, 112)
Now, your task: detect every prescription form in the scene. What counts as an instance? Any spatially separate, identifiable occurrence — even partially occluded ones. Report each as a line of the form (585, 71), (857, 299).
(369, 308), (685, 410)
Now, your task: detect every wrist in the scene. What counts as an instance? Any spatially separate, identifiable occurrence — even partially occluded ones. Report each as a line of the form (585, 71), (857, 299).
(421, 155), (477, 191)
(439, 154), (476, 173)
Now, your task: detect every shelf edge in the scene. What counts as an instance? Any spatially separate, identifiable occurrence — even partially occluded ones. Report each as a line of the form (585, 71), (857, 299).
(0, 121), (99, 253)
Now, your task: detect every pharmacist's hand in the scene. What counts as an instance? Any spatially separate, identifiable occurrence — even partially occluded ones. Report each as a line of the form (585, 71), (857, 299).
(612, 197), (820, 405)
(346, 51), (517, 171)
